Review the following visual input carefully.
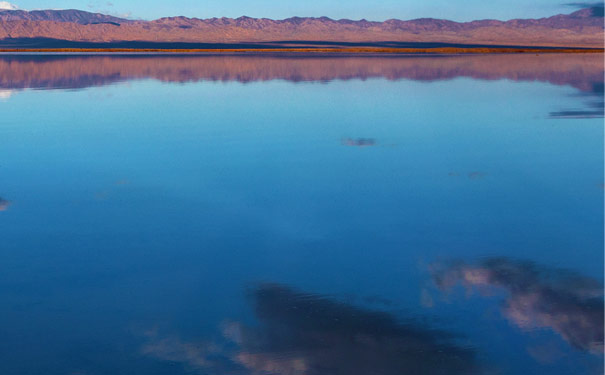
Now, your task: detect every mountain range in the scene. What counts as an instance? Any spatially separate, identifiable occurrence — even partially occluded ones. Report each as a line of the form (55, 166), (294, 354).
(0, 7), (603, 48)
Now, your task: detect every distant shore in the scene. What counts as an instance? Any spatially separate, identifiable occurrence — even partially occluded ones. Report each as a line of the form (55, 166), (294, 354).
(0, 47), (602, 54)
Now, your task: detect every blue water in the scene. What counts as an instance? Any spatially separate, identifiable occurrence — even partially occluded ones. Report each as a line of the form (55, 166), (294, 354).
(0, 54), (603, 374)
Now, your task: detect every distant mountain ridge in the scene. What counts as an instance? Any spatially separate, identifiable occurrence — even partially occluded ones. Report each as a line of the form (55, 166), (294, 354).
(0, 7), (603, 47)
(0, 9), (130, 25)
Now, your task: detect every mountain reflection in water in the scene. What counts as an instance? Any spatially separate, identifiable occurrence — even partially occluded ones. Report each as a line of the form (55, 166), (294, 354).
(143, 283), (482, 375)
(0, 53), (601, 118)
(0, 53), (601, 88)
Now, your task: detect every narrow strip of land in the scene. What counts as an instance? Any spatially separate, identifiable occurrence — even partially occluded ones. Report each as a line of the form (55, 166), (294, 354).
(0, 47), (602, 54)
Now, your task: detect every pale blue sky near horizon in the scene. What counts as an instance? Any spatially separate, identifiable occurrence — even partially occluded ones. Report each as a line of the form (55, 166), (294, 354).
(0, 0), (600, 21)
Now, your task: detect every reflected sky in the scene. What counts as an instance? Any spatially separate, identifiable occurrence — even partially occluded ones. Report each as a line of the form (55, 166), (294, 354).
(0, 54), (602, 374)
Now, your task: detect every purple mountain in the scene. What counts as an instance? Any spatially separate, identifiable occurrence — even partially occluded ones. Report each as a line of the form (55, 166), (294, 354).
(0, 7), (603, 47)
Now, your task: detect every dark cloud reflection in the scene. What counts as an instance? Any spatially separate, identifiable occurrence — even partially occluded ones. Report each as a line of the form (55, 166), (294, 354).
(431, 258), (604, 355)
(341, 137), (376, 147)
(235, 284), (480, 375)
(144, 283), (482, 374)
(550, 82), (604, 119)
(549, 109), (604, 119)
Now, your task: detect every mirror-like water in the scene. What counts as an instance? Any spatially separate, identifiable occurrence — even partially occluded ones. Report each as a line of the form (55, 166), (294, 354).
(0, 53), (603, 375)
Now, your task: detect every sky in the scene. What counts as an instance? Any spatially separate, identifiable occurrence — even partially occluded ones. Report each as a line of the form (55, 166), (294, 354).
(0, 0), (599, 21)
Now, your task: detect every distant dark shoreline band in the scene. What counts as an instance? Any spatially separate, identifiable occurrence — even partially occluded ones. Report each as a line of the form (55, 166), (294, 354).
(0, 38), (603, 52)
(0, 47), (602, 54)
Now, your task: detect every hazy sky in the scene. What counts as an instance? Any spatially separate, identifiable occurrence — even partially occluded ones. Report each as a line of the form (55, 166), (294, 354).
(0, 0), (596, 21)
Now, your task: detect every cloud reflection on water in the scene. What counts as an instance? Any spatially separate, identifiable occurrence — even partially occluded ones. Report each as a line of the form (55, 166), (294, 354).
(143, 283), (482, 374)
(431, 258), (604, 355)
(549, 82), (604, 118)
(341, 137), (377, 147)
(0, 89), (14, 100)
(0, 197), (10, 211)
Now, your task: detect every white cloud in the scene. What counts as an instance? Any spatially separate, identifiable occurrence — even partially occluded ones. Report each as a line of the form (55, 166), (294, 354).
(0, 2), (18, 10)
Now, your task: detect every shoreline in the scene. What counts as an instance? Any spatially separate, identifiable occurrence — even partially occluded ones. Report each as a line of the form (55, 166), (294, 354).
(0, 47), (603, 54)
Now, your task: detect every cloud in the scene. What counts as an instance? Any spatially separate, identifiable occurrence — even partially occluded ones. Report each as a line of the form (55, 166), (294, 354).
(87, 0), (113, 9)
(431, 258), (604, 354)
(0, 2), (18, 10)
(564, 2), (605, 16)
(86, 0), (131, 19)
(564, 2), (605, 8)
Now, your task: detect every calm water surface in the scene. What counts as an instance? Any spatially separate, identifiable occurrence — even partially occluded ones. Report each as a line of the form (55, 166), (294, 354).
(0, 53), (603, 374)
